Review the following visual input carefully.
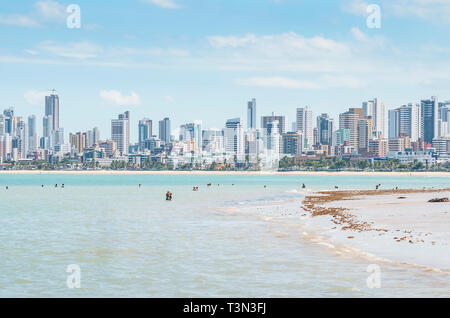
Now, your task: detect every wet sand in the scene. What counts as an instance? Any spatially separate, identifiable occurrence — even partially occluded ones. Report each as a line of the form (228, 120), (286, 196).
(302, 188), (450, 272)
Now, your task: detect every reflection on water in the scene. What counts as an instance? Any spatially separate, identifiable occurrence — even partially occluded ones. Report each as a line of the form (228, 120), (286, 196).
(0, 174), (448, 297)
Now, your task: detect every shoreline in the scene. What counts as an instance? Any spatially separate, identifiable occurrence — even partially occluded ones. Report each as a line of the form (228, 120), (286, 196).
(0, 170), (449, 177)
(301, 188), (450, 273)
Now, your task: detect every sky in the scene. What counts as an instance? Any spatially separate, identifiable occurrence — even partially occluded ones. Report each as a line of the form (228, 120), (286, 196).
(1, 0), (450, 142)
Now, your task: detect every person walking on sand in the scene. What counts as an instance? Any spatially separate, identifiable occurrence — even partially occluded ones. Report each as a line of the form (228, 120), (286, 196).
(166, 191), (173, 201)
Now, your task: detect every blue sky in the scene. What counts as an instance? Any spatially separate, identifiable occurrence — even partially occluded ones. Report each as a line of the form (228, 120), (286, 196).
(1, 0), (450, 142)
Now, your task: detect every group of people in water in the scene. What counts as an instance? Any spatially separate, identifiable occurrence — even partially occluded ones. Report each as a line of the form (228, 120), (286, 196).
(5, 184), (65, 190)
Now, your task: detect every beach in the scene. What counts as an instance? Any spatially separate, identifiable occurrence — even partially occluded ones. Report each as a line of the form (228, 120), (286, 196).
(301, 189), (450, 272)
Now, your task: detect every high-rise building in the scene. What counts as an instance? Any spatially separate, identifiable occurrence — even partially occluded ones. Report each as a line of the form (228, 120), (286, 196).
(247, 98), (257, 130)
(93, 127), (100, 145)
(224, 118), (244, 156)
(261, 113), (286, 135)
(358, 116), (373, 155)
(282, 131), (303, 156)
(0, 134), (12, 161)
(264, 120), (280, 153)
(138, 119), (152, 151)
(28, 115), (38, 152)
(70, 132), (86, 154)
(158, 117), (171, 144)
(194, 121), (202, 153)
(388, 109), (399, 139)
(0, 115), (5, 136)
(317, 113), (334, 145)
(45, 92), (59, 132)
(421, 96), (439, 144)
(339, 108), (364, 151)
(16, 120), (27, 158)
(111, 111), (130, 155)
(363, 98), (386, 137)
(296, 106), (313, 149)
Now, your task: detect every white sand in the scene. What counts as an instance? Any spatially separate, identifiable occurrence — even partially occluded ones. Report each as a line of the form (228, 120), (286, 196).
(311, 191), (450, 272)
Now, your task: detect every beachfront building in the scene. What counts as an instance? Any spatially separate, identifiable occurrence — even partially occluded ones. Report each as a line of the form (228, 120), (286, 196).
(421, 97), (439, 144)
(339, 108), (364, 152)
(158, 117), (171, 144)
(45, 92), (59, 133)
(317, 113), (334, 146)
(247, 98), (257, 131)
(111, 112), (130, 155)
(363, 98), (386, 138)
(224, 118), (244, 159)
(138, 119), (152, 152)
(296, 106), (313, 150)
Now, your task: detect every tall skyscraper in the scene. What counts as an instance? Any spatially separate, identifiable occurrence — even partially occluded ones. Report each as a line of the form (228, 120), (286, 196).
(158, 117), (171, 144)
(194, 120), (202, 153)
(45, 92), (59, 132)
(247, 98), (257, 130)
(261, 113), (286, 135)
(421, 96), (438, 144)
(138, 118), (153, 150)
(0, 115), (5, 136)
(296, 106), (313, 149)
(388, 109), (399, 139)
(358, 116), (373, 154)
(93, 127), (100, 145)
(317, 113), (334, 145)
(28, 115), (38, 152)
(339, 108), (364, 151)
(224, 118), (244, 156)
(16, 120), (27, 158)
(111, 111), (130, 155)
(363, 98), (386, 137)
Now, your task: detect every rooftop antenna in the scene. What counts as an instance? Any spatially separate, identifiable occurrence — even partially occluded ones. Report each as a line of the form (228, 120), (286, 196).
(49, 88), (57, 95)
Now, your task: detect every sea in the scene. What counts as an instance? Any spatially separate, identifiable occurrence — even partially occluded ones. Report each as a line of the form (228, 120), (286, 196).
(0, 173), (449, 297)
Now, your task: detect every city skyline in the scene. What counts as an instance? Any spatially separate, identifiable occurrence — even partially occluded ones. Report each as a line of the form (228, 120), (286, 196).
(1, 1), (450, 142)
(1, 90), (449, 166)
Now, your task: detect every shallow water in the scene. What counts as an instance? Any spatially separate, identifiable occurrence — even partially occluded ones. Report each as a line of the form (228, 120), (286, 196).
(0, 174), (448, 297)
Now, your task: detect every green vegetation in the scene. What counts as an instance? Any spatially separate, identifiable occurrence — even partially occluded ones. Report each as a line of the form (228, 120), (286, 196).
(278, 156), (450, 172)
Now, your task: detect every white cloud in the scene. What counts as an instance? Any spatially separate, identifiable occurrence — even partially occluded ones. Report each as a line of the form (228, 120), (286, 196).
(385, 0), (450, 22)
(341, 0), (371, 16)
(235, 75), (365, 90)
(208, 34), (258, 49)
(165, 95), (176, 103)
(207, 32), (350, 59)
(100, 90), (142, 106)
(24, 90), (48, 105)
(0, 14), (40, 27)
(38, 41), (103, 59)
(0, 1), (68, 28)
(144, 0), (183, 9)
(34, 0), (67, 21)
(235, 77), (321, 90)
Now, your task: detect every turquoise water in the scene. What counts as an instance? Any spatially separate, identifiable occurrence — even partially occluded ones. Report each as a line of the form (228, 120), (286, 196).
(0, 174), (449, 297)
